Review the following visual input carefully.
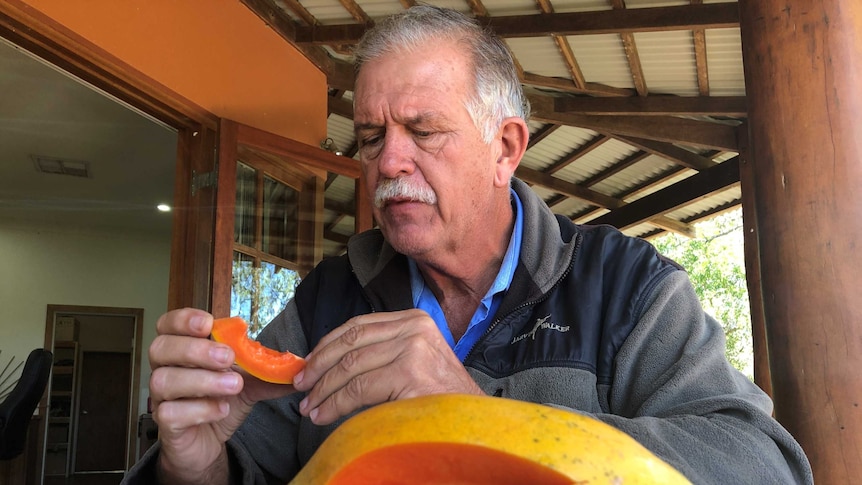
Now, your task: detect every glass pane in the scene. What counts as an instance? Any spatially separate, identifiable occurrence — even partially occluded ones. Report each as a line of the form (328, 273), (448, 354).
(262, 175), (299, 262)
(230, 251), (301, 338)
(235, 161), (256, 246)
(230, 251), (255, 327)
(255, 261), (300, 337)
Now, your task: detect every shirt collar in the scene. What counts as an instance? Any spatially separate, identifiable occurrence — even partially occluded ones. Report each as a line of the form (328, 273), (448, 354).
(409, 188), (523, 309)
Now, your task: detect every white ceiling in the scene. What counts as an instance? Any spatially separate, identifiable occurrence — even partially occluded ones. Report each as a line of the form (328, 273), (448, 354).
(0, 39), (177, 236)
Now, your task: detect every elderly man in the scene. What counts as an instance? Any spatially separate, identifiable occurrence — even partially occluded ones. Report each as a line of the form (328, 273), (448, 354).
(124, 5), (811, 485)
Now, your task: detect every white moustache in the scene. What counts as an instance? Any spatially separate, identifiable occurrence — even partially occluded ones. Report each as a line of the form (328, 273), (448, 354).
(374, 178), (438, 208)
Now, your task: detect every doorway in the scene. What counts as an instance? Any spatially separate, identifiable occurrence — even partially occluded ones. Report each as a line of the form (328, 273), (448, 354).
(41, 306), (143, 485)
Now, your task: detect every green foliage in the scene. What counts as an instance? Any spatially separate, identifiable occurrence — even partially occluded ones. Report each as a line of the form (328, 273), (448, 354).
(651, 209), (754, 379)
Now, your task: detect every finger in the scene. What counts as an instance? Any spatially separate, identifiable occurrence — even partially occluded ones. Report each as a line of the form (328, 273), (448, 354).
(152, 397), (230, 435)
(307, 366), (406, 426)
(299, 339), (400, 415)
(149, 334), (235, 371)
(313, 309), (429, 350)
(150, 367), (243, 402)
(295, 317), (407, 391)
(156, 308), (214, 338)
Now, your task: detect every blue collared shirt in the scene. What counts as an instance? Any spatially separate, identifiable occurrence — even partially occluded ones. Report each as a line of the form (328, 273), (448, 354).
(408, 189), (524, 362)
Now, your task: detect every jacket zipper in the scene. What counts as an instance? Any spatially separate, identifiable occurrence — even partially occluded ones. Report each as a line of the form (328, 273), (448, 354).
(462, 247), (578, 365)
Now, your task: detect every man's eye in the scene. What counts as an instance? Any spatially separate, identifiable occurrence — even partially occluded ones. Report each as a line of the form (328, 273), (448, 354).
(361, 135), (383, 147)
(413, 130), (432, 138)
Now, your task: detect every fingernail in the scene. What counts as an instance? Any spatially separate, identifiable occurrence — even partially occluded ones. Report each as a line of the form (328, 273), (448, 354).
(218, 400), (230, 416)
(293, 370), (304, 385)
(191, 315), (206, 331)
(309, 408), (319, 423)
(299, 397), (308, 412)
(219, 373), (239, 391)
(210, 346), (232, 365)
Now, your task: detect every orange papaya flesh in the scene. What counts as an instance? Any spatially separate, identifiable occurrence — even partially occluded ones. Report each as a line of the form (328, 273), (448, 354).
(210, 316), (305, 384)
(328, 442), (574, 485)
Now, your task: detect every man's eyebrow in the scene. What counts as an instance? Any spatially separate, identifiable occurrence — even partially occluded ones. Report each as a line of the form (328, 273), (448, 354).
(355, 113), (446, 133)
(354, 122), (382, 133)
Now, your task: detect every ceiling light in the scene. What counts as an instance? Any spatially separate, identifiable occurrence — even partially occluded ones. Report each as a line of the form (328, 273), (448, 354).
(157, 204), (171, 212)
(32, 155), (92, 178)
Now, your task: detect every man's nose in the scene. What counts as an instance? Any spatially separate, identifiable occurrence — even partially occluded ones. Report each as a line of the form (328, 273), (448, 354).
(376, 130), (416, 178)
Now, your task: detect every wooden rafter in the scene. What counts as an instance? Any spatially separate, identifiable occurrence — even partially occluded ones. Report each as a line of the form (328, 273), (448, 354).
(552, 95), (746, 117)
(544, 134), (610, 175)
(530, 104), (740, 151)
(580, 150), (651, 187)
(590, 157), (740, 229)
(339, 0), (372, 24)
(691, 0), (710, 96)
(612, 135), (717, 171)
(610, 0), (648, 97)
(515, 165), (693, 235)
(294, 3), (739, 44)
(527, 124), (561, 149)
(522, 72), (633, 97)
(534, 0), (588, 91)
(465, 0), (488, 17)
(280, 0), (316, 26)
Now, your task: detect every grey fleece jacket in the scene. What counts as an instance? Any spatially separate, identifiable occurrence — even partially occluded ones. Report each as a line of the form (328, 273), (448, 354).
(123, 178), (812, 485)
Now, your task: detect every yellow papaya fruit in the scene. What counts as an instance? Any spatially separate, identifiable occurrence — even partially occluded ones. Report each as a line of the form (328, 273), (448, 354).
(289, 393), (691, 485)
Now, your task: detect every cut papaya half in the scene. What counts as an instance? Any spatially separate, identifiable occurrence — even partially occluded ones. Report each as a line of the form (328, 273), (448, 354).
(211, 316), (305, 384)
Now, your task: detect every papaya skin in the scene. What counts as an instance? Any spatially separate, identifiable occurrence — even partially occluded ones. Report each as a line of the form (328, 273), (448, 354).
(210, 316), (305, 384)
(289, 393), (691, 485)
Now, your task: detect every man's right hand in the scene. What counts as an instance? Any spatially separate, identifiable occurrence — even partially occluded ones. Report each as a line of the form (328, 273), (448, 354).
(148, 308), (293, 484)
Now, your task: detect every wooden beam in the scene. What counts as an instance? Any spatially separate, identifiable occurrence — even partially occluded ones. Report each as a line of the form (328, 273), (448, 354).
(522, 72), (634, 97)
(535, 0), (588, 91)
(527, 123), (561, 149)
(580, 150), (651, 186)
(328, 95), (354, 118)
(515, 165), (692, 233)
(589, 156), (739, 229)
(294, 3), (739, 44)
(552, 95), (747, 117)
(530, 107), (741, 151)
(613, 135), (717, 171)
(338, 0), (371, 24)
(465, 0), (489, 17)
(280, 0), (316, 26)
(545, 134), (610, 174)
(690, 0), (710, 96)
(610, 0), (649, 96)
(516, 166), (623, 209)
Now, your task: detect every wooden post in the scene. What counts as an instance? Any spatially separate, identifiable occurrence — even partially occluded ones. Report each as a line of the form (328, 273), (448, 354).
(737, 124), (772, 398)
(738, 0), (862, 482)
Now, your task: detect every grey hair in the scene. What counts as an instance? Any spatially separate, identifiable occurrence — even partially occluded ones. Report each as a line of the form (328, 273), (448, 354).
(353, 5), (531, 144)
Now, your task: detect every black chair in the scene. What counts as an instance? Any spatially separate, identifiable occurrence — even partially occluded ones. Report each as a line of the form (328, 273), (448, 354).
(0, 348), (53, 460)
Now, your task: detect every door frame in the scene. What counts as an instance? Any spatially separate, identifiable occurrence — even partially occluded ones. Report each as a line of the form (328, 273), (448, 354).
(41, 305), (144, 474)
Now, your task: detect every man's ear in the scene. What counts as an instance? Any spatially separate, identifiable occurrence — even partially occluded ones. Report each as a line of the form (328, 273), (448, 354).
(494, 117), (530, 187)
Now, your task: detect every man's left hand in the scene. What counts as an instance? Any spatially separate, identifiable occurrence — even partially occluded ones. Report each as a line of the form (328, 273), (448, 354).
(292, 309), (484, 425)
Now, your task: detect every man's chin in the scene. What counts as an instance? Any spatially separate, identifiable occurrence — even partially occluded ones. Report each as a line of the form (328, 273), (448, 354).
(381, 229), (433, 257)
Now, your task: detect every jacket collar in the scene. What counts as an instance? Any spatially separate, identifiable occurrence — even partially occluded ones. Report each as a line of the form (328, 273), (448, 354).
(345, 178), (579, 311)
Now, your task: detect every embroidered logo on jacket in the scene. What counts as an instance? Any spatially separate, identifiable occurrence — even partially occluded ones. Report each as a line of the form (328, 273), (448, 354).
(511, 315), (570, 344)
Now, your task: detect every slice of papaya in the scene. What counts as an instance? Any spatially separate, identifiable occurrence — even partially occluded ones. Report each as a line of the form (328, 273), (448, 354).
(211, 316), (305, 384)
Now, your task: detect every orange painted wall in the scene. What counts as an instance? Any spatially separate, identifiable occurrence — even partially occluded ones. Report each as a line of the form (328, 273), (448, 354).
(21, 0), (326, 146)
